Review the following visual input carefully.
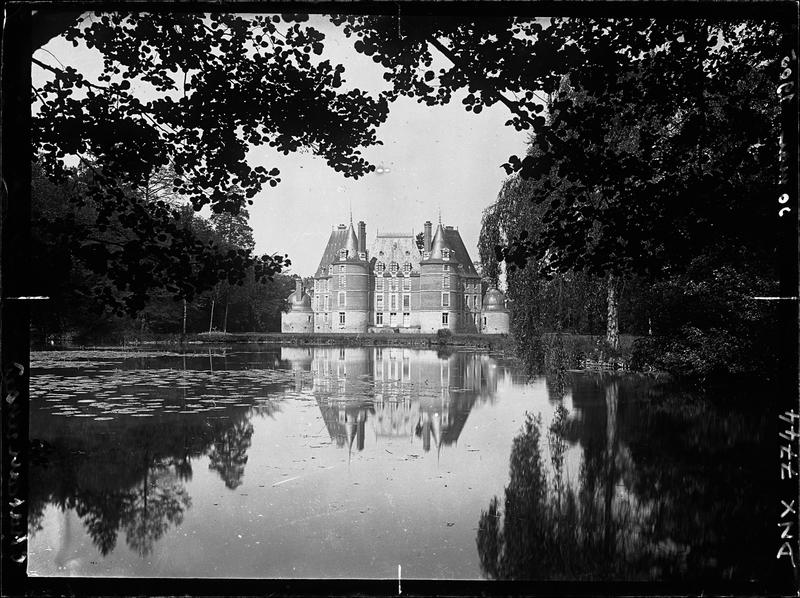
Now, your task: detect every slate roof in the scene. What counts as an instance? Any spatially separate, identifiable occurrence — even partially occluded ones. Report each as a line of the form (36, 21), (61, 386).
(344, 223), (359, 255)
(423, 225), (480, 278)
(429, 224), (449, 261)
(314, 227), (350, 278)
(370, 233), (421, 273)
(315, 222), (479, 279)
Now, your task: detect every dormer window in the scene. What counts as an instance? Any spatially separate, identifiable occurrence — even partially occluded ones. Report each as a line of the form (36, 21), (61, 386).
(339, 248), (348, 260)
(442, 248), (451, 260)
(376, 261), (385, 273)
(423, 251), (430, 260)
(403, 263), (411, 274)
(389, 262), (399, 274)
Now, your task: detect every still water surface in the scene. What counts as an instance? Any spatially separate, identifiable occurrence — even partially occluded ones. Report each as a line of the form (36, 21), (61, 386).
(28, 345), (775, 581)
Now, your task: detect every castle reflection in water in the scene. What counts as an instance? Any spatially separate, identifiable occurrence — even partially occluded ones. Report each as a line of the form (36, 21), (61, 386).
(280, 346), (514, 455)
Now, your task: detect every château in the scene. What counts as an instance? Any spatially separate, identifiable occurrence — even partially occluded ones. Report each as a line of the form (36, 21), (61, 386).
(282, 217), (509, 334)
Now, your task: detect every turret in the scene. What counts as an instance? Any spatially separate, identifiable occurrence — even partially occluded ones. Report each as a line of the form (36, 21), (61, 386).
(481, 287), (509, 334)
(281, 276), (313, 332)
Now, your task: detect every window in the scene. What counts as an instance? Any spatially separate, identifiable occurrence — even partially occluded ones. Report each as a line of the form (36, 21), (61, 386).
(402, 277), (411, 291)
(339, 248), (347, 259)
(376, 312), (384, 325)
(390, 294), (398, 310)
(442, 292), (450, 307)
(483, 316), (487, 327)
(403, 262), (411, 274)
(339, 265), (345, 273)
(442, 248), (450, 260)
(443, 264), (450, 271)
(390, 278), (398, 292)
(464, 295), (469, 309)
(442, 275), (449, 289)
(442, 313), (449, 325)
(307, 315), (312, 323)
(376, 276), (384, 291)
(402, 294), (410, 309)
(339, 274), (345, 289)
(389, 262), (399, 274)
(339, 312), (346, 325)
(376, 261), (385, 273)
(376, 293), (384, 309)
(474, 295), (479, 308)
(338, 291), (346, 307)
(324, 295), (329, 310)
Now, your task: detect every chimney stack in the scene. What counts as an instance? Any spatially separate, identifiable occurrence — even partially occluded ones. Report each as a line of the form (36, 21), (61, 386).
(358, 220), (366, 254)
(424, 221), (432, 253)
(295, 277), (302, 297)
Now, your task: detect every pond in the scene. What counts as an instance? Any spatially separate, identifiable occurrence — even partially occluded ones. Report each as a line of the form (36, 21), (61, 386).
(27, 344), (778, 582)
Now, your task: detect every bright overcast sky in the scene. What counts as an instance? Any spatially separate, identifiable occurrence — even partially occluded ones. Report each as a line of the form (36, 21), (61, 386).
(34, 13), (528, 277)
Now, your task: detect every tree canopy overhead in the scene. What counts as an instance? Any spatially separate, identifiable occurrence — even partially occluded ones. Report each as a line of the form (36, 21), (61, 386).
(28, 9), (791, 328)
(34, 11), (390, 212)
(30, 11), (395, 315)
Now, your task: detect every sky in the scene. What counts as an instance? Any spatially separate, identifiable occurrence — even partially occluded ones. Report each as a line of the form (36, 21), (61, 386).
(34, 14), (528, 277)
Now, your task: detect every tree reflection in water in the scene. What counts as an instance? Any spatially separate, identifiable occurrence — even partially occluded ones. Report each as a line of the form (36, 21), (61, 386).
(207, 420), (255, 489)
(29, 405), (258, 557)
(477, 373), (776, 582)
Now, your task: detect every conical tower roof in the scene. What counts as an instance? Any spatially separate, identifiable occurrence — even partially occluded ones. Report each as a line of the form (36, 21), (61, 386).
(343, 223), (359, 257)
(428, 223), (450, 260)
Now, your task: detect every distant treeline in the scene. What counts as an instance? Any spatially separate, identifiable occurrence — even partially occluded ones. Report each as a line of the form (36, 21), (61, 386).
(30, 163), (295, 345)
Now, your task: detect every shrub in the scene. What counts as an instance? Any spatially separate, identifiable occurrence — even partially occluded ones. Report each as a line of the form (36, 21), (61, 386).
(436, 328), (453, 344)
(631, 326), (748, 383)
(197, 331), (235, 342)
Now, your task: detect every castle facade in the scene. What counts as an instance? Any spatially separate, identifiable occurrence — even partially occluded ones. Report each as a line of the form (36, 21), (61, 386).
(282, 218), (509, 335)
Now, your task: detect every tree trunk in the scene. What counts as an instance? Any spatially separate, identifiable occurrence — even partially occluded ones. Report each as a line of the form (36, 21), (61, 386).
(223, 297), (229, 333)
(182, 299), (187, 336)
(208, 297), (215, 333)
(603, 378), (619, 557)
(606, 273), (619, 350)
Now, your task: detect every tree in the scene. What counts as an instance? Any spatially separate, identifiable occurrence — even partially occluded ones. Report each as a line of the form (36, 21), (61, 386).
(336, 15), (785, 353)
(489, 20), (783, 349)
(30, 11), (392, 315)
(27, 11), (790, 356)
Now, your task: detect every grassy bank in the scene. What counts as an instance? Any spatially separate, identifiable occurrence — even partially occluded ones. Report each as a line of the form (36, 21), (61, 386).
(41, 330), (515, 352)
(194, 331), (514, 351)
(37, 330), (644, 373)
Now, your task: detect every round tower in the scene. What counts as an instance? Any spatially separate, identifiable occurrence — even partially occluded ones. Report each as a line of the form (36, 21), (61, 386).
(418, 222), (457, 333)
(281, 277), (314, 333)
(481, 287), (510, 334)
(331, 222), (369, 332)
